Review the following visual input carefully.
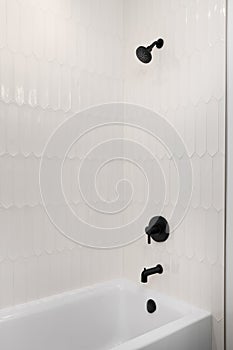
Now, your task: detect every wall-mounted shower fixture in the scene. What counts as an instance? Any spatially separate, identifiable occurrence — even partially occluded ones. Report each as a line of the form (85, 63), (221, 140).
(145, 216), (169, 244)
(136, 38), (164, 64)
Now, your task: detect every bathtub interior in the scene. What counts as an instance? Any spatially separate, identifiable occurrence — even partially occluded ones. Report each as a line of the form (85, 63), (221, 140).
(0, 280), (209, 350)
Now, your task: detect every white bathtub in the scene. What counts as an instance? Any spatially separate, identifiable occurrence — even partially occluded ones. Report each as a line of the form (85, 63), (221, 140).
(0, 279), (211, 350)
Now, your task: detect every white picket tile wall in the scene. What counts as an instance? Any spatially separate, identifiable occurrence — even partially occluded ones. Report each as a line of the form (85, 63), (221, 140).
(0, 0), (125, 306)
(123, 1), (225, 350)
(0, 1), (225, 350)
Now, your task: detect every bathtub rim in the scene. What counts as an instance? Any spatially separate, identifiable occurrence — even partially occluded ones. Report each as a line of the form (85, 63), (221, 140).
(0, 278), (211, 331)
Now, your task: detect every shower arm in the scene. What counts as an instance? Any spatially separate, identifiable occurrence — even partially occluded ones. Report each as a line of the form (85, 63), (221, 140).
(146, 41), (157, 52)
(147, 38), (164, 52)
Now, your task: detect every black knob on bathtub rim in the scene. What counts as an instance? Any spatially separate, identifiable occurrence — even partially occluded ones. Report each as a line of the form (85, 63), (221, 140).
(146, 299), (157, 313)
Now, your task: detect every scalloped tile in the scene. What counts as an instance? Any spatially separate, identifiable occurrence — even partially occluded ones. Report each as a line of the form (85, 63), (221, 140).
(0, 49), (14, 103)
(218, 98), (225, 154)
(200, 154), (213, 209)
(206, 207), (219, 265)
(195, 102), (207, 156)
(0, 102), (6, 155)
(6, 104), (19, 155)
(194, 207), (206, 262)
(0, 0), (6, 49)
(0, 260), (14, 308)
(33, 6), (45, 59)
(213, 153), (225, 211)
(0, 208), (8, 262)
(7, 0), (20, 52)
(0, 155), (14, 207)
(196, 0), (209, 52)
(20, 2), (34, 56)
(184, 105), (195, 157)
(207, 98), (219, 156)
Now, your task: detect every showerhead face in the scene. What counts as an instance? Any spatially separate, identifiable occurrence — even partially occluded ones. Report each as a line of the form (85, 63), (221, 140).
(136, 46), (152, 64)
(136, 39), (164, 64)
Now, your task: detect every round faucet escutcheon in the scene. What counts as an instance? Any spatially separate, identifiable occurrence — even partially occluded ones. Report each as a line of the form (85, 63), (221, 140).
(145, 216), (169, 244)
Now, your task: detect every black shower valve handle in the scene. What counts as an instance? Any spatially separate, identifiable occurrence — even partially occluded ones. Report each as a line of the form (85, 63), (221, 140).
(145, 226), (152, 244)
(147, 231), (151, 244)
(145, 216), (169, 244)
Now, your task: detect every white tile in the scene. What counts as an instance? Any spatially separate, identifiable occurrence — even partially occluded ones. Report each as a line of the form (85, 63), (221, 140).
(60, 0), (71, 19)
(184, 208), (195, 259)
(37, 253), (53, 298)
(7, 0), (20, 52)
(194, 208), (206, 262)
(8, 207), (21, 260)
(66, 20), (77, 67)
(38, 60), (50, 109)
(200, 154), (213, 209)
(191, 155), (201, 208)
(25, 255), (38, 302)
(49, 61), (61, 110)
(169, 159), (179, 206)
(196, 0), (209, 52)
(21, 207), (34, 258)
(20, 2), (34, 55)
(174, 6), (186, 60)
(174, 220), (185, 257)
(0, 208), (8, 262)
(0, 155), (14, 207)
(213, 42), (225, 100)
(55, 15), (67, 65)
(0, 49), (14, 103)
(213, 153), (224, 211)
(44, 211), (56, 255)
(13, 155), (26, 206)
(199, 261), (212, 310)
(206, 99), (219, 156)
(14, 53), (26, 106)
(206, 207), (219, 265)
(217, 211), (224, 267)
(6, 104), (19, 155)
(211, 263), (224, 321)
(179, 56), (189, 107)
(184, 105), (195, 156)
(0, 260), (13, 308)
(19, 106), (33, 156)
(33, 7), (45, 58)
(44, 11), (56, 61)
(190, 53), (202, 105)
(13, 258), (27, 304)
(185, 0), (196, 57)
(0, 102), (6, 155)
(25, 56), (38, 107)
(0, 0), (6, 49)
(60, 65), (72, 112)
(195, 102), (207, 156)
(23, 157), (40, 206)
(218, 98), (225, 154)
(201, 46), (214, 103)
(33, 206), (46, 256)
(70, 247), (81, 288)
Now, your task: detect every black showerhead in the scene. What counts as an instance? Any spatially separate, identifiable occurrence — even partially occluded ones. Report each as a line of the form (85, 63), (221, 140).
(136, 38), (164, 64)
(136, 46), (152, 64)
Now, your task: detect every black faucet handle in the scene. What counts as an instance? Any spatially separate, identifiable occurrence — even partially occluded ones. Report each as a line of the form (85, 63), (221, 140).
(147, 231), (151, 244)
(145, 216), (169, 244)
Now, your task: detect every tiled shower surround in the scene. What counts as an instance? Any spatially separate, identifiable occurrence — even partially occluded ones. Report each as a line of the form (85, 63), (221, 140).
(0, 1), (225, 350)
